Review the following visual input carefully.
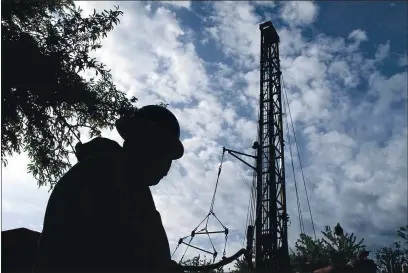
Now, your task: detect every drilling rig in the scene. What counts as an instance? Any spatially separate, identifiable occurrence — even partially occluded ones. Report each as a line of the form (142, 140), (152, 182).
(174, 20), (291, 273)
(224, 21), (290, 272)
(256, 20), (289, 272)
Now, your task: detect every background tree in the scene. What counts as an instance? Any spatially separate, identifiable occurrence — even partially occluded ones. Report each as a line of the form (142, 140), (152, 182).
(231, 257), (248, 272)
(2, 0), (137, 189)
(180, 254), (224, 273)
(290, 223), (366, 272)
(290, 233), (329, 272)
(376, 243), (405, 273)
(321, 224), (366, 265)
(157, 102), (169, 108)
(231, 251), (254, 273)
(375, 225), (408, 273)
(397, 225), (408, 256)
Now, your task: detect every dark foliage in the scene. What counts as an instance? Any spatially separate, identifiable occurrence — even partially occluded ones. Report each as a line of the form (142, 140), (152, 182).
(290, 223), (366, 272)
(376, 225), (408, 273)
(231, 256), (252, 273)
(1, 0), (137, 189)
(180, 254), (224, 273)
(320, 224), (366, 265)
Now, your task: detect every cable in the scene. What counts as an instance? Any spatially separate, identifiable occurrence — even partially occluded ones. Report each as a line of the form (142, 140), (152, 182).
(229, 154), (253, 189)
(209, 151), (225, 213)
(283, 94), (305, 234)
(227, 153), (257, 249)
(243, 173), (256, 247)
(173, 150), (231, 265)
(281, 76), (317, 240)
(243, 191), (252, 247)
(250, 170), (257, 226)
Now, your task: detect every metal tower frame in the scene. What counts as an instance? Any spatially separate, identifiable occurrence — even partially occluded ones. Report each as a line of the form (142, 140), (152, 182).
(256, 20), (288, 272)
(224, 21), (289, 272)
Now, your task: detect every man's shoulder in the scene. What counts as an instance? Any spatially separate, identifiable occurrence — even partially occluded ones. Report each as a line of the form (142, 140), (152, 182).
(53, 155), (121, 193)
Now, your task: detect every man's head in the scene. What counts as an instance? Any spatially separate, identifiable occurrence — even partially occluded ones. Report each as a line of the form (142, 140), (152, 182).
(115, 105), (184, 186)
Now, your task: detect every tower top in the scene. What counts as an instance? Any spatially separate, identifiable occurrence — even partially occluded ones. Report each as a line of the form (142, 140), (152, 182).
(259, 21), (280, 43)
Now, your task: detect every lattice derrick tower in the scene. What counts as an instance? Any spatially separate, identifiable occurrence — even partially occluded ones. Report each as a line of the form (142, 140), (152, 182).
(255, 20), (288, 272)
(172, 20), (290, 273)
(224, 21), (289, 272)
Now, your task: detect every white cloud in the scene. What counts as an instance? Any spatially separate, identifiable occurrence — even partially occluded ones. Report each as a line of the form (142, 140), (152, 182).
(161, 1), (191, 10)
(2, 1), (407, 270)
(397, 52), (407, 67)
(252, 1), (277, 8)
(347, 29), (369, 52)
(348, 29), (368, 42)
(205, 2), (262, 68)
(280, 1), (319, 26)
(375, 40), (391, 62)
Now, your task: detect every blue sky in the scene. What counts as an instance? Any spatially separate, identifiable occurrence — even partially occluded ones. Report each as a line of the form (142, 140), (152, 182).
(2, 0), (407, 267)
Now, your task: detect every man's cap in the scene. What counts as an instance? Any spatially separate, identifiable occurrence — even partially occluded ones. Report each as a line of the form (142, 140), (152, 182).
(115, 105), (184, 159)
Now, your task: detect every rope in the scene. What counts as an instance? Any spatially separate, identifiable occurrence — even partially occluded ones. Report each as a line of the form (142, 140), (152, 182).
(242, 178), (256, 248)
(229, 154), (253, 189)
(172, 150), (230, 264)
(206, 232), (217, 257)
(179, 237), (194, 262)
(243, 196), (251, 247)
(282, 76), (317, 240)
(209, 151), (225, 213)
(232, 154), (257, 248)
(283, 92), (305, 234)
(250, 170), (256, 226)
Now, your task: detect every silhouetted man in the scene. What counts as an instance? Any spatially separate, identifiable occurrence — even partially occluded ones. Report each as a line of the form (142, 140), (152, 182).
(34, 105), (184, 273)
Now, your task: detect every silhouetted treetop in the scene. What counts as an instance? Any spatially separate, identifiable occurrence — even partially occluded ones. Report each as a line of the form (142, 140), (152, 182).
(2, 0), (137, 189)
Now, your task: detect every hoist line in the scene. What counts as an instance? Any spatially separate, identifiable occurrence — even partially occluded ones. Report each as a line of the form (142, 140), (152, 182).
(179, 236), (194, 262)
(249, 172), (256, 225)
(281, 76), (317, 240)
(243, 195), (252, 248)
(209, 151), (225, 213)
(245, 176), (256, 230)
(228, 154), (253, 189)
(212, 212), (227, 230)
(203, 150), (227, 232)
(244, 187), (257, 244)
(246, 106), (260, 247)
(173, 149), (231, 265)
(171, 234), (190, 258)
(283, 94), (305, 234)
(243, 174), (257, 248)
(206, 232), (217, 255)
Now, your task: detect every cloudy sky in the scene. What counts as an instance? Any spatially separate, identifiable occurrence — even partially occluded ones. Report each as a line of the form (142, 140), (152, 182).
(2, 0), (407, 265)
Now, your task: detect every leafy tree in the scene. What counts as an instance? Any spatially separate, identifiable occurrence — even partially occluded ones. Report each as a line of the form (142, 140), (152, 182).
(2, 0), (137, 189)
(290, 223), (366, 272)
(376, 243), (405, 273)
(320, 224), (366, 265)
(158, 102), (169, 108)
(231, 251), (254, 273)
(180, 254), (224, 273)
(375, 225), (408, 273)
(397, 225), (408, 256)
(232, 257), (250, 272)
(290, 233), (329, 272)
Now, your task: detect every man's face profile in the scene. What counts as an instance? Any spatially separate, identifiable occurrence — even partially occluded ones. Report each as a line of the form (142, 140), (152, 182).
(124, 132), (174, 186)
(150, 153), (173, 186)
(146, 138), (174, 185)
